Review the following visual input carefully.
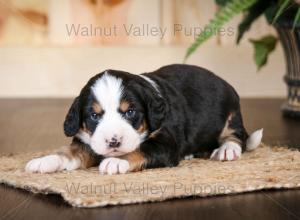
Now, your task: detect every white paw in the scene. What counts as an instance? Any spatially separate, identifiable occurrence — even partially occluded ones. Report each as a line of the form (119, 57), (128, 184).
(210, 141), (242, 161)
(184, 154), (194, 160)
(25, 155), (63, 173)
(99, 158), (130, 175)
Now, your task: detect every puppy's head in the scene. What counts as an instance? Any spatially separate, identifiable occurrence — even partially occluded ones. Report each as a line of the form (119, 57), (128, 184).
(63, 70), (165, 157)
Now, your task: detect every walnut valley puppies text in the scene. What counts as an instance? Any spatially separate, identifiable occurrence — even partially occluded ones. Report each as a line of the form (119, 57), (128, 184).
(65, 182), (235, 197)
(65, 24), (235, 39)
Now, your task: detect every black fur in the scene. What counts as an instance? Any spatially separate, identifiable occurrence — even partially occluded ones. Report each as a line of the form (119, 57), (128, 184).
(140, 127), (179, 168)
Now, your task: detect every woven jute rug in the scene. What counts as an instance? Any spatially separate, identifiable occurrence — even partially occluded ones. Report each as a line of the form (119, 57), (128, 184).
(0, 144), (300, 208)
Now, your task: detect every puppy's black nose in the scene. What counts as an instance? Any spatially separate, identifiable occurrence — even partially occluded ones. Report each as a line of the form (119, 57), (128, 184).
(107, 137), (121, 148)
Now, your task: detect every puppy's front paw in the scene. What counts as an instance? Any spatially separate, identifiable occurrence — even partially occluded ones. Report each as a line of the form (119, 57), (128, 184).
(210, 142), (242, 161)
(25, 155), (63, 173)
(99, 158), (129, 175)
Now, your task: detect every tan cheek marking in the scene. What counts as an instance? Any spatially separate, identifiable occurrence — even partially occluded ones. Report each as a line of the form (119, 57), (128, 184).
(82, 123), (92, 135)
(119, 100), (130, 112)
(120, 150), (147, 172)
(92, 102), (103, 114)
(137, 120), (148, 134)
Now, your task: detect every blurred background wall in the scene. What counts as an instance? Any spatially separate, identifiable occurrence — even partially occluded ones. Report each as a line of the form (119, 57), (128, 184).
(0, 0), (285, 98)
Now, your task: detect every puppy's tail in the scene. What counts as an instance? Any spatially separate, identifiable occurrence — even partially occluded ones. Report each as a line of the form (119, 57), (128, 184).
(246, 128), (263, 151)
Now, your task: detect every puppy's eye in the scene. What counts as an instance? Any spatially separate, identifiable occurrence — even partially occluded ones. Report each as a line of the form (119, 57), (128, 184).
(124, 109), (136, 119)
(91, 113), (101, 121)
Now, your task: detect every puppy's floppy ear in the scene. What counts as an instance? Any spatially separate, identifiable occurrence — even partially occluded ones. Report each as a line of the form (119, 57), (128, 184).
(64, 96), (81, 137)
(145, 89), (166, 132)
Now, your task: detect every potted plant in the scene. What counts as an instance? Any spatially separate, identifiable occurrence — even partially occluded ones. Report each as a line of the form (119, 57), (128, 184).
(185, 0), (300, 118)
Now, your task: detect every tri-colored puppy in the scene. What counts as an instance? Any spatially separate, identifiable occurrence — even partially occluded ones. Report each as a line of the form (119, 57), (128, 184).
(26, 64), (263, 175)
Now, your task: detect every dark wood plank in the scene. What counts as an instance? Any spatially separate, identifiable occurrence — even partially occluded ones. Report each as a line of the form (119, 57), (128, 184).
(0, 98), (300, 220)
(240, 99), (300, 148)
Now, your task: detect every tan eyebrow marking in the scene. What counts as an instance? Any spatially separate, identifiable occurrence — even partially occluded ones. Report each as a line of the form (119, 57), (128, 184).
(92, 102), (103, 114)
(119, 100), (130, 112)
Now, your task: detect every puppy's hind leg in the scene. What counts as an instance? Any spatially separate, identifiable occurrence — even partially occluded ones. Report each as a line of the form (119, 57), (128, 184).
(210, 112), (248, 161)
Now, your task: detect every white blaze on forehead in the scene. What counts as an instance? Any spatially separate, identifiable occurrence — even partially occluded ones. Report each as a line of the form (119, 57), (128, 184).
(92, 72), (123, 110)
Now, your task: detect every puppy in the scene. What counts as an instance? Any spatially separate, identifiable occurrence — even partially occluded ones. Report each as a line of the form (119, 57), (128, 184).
(26, 64), (263, 175)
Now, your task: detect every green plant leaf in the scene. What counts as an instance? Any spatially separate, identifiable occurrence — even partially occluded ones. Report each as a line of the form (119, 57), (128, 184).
(237, 1), (271, 44)
(292, 7), (300, 30)
(184, 0), (259, 61)
(249, 35), (278, 70)
(272, 0), (291, 24)
(264, 3), (279, 24)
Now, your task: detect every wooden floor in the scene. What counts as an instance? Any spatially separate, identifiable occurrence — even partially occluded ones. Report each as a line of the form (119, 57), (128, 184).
(0, 98), (300, 220)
